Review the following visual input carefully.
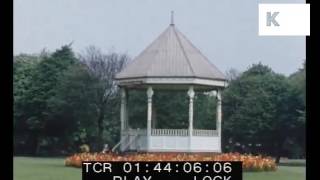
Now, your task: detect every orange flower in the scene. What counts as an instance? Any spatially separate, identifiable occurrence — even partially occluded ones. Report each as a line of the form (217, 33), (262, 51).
(64, 152), (277, 171)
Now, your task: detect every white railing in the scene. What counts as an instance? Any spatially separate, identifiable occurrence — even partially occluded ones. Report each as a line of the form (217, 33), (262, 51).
(152, 129), (189, 136)
(122, 128), (218, 137)
(192, 129), (218, 136)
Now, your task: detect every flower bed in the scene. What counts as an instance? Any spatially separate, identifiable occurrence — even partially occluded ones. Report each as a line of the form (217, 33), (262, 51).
(65, 152), (276, 171)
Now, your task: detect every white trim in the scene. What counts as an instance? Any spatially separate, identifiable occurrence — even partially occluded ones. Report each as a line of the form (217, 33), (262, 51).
(116, 77), (227, 88)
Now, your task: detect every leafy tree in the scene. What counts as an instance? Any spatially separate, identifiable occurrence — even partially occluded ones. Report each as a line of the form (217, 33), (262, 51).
(14, 54), (40, 123)
(222, 63), (304, 163)
(46, 62), (97, 153)
(14, 45), (128, 154)
(287, 61), (306, 158)
(15, 45), (77, 155)
(14, 54), (41, 154)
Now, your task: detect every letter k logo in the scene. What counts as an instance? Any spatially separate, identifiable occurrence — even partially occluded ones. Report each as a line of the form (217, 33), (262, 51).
(266, 12), (280, 26)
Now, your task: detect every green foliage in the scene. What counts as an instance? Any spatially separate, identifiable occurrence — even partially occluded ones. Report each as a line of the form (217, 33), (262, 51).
(289, 61), (306, 106)
(222, 63), (305, 159)
(287, 61), (306, 157)
(194, 92), (216, 129)
(14, 45), (129, 155)
(127, 90), (147, 128)
(14, 45), (81, 155)
(14, 55), (39, 126)
(127, 90), (215, 130)
(153, 90), (189, 129)
(46, 62), (98, 151)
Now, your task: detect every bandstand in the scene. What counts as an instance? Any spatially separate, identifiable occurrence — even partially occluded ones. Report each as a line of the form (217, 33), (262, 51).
(113, 13), (227, 152)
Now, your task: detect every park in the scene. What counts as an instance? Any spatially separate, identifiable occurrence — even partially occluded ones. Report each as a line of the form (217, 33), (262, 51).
(14, 2), (305, 180)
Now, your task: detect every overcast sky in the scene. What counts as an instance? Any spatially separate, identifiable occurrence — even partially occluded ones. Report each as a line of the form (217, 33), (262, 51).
(14, 0), (306, 76)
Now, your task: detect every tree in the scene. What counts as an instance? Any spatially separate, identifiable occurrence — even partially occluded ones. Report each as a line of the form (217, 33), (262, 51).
(222, 63), (304, 163)
(78, 46), (128, 150)
(14, 54), (40, 154)
(46, 62), (97, 153)
(14, 45), (77, 155)
(14, 45), (129, 155)
(287, 61), (306, 158)
(289, 60), (305, 105)
(14, 54), (40, 123)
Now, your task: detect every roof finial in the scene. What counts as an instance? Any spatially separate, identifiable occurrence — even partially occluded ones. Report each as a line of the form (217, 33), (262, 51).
(170, 11), (174, 26)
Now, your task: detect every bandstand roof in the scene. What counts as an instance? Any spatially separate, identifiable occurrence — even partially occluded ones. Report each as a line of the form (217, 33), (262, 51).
(115, 14), (227, 88)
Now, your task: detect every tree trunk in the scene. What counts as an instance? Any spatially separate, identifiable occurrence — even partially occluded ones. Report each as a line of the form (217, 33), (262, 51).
(30, 132), (40, 155)
(97, 108), (105, 151)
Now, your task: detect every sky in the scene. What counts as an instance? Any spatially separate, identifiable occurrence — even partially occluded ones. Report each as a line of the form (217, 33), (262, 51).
(14, 0), (306, 76)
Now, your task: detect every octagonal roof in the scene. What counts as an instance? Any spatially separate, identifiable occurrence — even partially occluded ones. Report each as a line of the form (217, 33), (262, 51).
(115, 18), (227, 88)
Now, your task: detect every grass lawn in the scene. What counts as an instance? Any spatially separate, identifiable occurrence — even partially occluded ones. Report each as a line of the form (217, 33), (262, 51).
(14, 157), (305, 180)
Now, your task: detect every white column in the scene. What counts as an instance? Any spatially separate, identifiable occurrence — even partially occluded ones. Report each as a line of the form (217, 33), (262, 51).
(120, 88), (127, 151)
(188, 86), (195, 151)
(146, 86), (154, 150)
(125, 89), (128, 129)
(216, 89), (222, 152)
